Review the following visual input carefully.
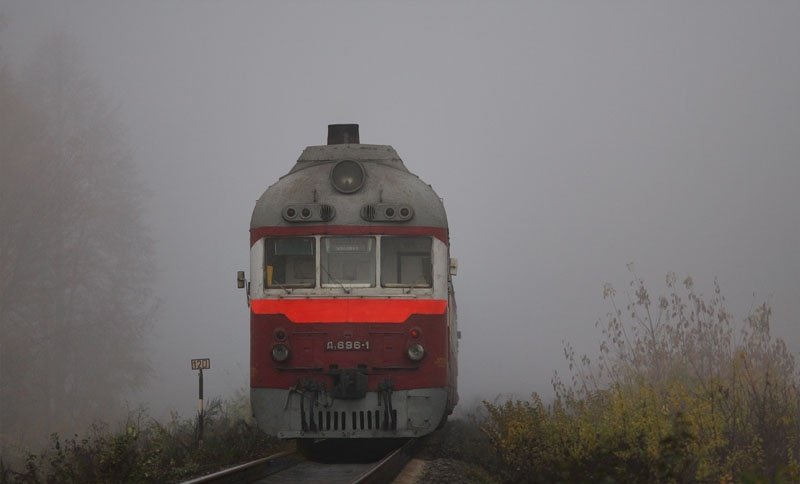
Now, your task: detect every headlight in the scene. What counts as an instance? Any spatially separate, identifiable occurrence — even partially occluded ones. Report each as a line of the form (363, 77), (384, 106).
(272, 344), (290, 362)
(407, 343), (425, 361)
(330, 160), (365, 194)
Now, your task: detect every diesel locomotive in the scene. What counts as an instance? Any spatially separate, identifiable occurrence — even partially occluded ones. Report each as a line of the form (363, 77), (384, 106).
(240, 124), (458, 440)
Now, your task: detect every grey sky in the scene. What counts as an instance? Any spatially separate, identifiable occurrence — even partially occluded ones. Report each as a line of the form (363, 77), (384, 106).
(2, 1), (798, 416)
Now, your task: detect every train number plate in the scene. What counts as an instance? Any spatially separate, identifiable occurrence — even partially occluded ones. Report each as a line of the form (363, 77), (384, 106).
(325, 340), (370, 351)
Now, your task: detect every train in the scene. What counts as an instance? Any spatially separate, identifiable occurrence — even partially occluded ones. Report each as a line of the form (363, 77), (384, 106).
(239, 124), (458, 441)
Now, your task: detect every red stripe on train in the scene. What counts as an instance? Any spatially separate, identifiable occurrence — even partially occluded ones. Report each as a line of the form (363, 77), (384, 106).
(250, 298), (447, 323)
(250, 225), (449, 246)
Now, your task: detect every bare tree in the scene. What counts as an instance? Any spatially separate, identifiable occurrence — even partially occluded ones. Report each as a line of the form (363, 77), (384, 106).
(0, 34), (156, 451)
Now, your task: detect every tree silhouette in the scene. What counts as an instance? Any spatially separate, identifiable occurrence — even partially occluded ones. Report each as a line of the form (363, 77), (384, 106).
(0, 34), (156, 451)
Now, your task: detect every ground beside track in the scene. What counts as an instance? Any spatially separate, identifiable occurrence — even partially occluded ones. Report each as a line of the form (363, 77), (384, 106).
(392, 420), (498, 484)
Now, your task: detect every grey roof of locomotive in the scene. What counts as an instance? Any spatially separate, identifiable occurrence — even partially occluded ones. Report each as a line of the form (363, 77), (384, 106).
(250, 143), (448, 230)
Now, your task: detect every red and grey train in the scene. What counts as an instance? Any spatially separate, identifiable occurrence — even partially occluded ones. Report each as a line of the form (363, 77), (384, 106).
(241, 124), (458, 440)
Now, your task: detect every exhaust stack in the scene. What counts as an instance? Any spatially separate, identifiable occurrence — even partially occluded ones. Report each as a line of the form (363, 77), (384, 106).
(327, 124), (360, 145)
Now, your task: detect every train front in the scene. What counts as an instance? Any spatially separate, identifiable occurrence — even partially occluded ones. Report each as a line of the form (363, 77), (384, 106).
(247, 125), (458, 439)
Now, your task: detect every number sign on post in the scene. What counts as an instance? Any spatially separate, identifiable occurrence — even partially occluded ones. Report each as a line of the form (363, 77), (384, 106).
(191, 358), (210, 446)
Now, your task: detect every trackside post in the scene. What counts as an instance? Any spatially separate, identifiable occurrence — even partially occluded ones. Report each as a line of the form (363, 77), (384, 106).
(191, 358), (211, 446)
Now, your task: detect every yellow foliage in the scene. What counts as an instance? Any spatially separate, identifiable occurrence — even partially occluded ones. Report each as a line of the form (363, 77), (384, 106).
(481, 274), (800, 483)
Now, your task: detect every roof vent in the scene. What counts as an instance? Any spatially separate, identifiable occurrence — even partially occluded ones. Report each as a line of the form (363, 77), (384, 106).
(328, 124), (360, 145)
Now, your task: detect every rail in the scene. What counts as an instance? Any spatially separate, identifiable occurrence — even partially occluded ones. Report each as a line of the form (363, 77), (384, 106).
(180, 438), (420, 484)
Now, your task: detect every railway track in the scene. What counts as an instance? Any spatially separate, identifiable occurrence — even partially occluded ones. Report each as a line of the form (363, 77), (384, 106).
(181, 438), (420, 484)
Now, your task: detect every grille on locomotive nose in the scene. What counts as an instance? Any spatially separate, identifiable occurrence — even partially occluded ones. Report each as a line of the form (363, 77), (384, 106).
(303, 409), (398, 432)
(320, 204), (335, 221)
(360, 204), (377, 221)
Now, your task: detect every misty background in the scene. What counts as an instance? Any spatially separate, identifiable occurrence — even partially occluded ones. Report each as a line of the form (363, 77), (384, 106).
(1, 0), (798, 442)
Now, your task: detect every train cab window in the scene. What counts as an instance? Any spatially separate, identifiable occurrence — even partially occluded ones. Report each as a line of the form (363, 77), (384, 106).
(380, 237), (432, 287)
(321, 237), (376, 287)
(265, 237), (315, 288)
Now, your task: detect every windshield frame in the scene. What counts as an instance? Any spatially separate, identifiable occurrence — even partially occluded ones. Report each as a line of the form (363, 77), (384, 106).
(259, 234), (437, 296)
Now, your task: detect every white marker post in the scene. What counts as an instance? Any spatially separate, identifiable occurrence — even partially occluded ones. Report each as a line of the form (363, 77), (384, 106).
(191, 358), (211, 445)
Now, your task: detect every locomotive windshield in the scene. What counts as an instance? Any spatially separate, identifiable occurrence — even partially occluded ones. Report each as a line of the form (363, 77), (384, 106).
(265, 237), (315, 288)
(263, 235), (434, 290)
(321, 236), (376, 287)
(380, 237), (432, 287)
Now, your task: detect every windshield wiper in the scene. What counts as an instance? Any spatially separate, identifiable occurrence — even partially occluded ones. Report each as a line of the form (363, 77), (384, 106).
(320, 263), (350, 294)
(269, 280), (291, 295)
(404, 275), (431, 294)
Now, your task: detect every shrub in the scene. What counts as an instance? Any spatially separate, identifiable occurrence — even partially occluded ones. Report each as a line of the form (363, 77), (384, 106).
(482, 269), (800, 483)
(1, 392), (283, 483)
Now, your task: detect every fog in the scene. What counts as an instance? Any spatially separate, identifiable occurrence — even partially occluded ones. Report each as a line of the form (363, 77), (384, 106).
(2, 1), (798, 420)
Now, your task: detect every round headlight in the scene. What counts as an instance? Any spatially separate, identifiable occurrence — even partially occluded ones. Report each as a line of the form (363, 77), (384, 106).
(407, 343), (425, 361)
(272, 344), (290, 362)
(331, 160), (365, 194)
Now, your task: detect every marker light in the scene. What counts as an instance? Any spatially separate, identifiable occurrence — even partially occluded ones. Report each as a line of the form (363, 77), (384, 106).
(331, 160), (365, 194)
(407, 343), (425, 361)
(274, 328), (287, 341)
(272, 344), (290, 362)
(409, 328), (421, 339)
